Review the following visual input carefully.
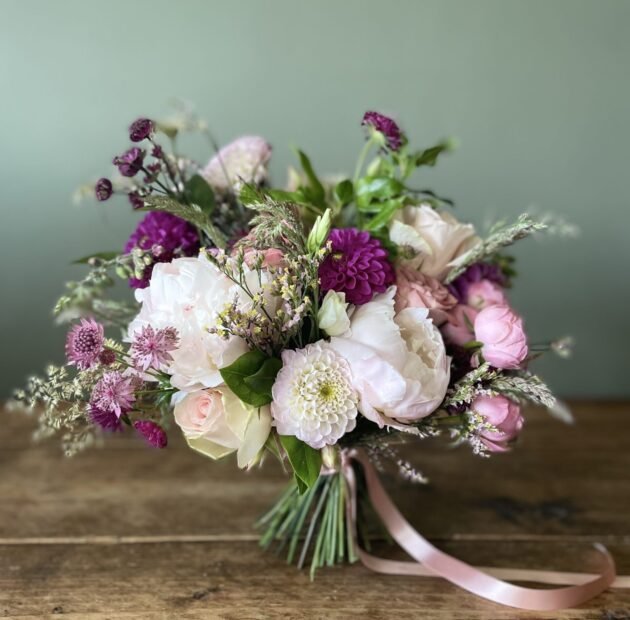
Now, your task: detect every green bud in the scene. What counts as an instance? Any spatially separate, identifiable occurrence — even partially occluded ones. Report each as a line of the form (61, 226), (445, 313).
(306, 208), (332, 255)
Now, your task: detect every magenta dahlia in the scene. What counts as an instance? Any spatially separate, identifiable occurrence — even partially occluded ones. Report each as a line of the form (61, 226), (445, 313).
(319, 228), (395, 305)
(65, 318), (105, 370)
(124, 211), (200, 288)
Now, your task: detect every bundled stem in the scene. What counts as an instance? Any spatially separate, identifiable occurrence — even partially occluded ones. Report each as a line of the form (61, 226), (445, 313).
(256, 472), (358, 578)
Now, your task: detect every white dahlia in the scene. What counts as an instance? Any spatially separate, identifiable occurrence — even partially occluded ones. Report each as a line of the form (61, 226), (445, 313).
(271, 342), (358, 449)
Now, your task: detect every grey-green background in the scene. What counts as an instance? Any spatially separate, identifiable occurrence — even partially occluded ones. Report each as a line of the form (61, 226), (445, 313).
(1, 0), (628, 399)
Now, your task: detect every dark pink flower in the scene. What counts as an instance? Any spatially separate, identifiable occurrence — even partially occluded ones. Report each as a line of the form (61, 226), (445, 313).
(362, 111), (403, 151)
(113, 147), (144, 177)
(130, 325), (179, 371)
(65, 318), (105, 370)
(129, 118), (154, 142)
(133, 420), (168, 448)
(90, 372), (138, 418)
(319, 228), (394, 305)
(89, 405), (123, 432)
(95, 178), (113, 201)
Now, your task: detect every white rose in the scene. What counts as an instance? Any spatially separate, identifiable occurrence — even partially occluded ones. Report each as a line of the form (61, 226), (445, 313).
(317, 290), (351, 337)
(390, 204), (480, 280)
(127, 255), (254, 392)
(329, 287), (450, 430)
(174, 386), (271, 468)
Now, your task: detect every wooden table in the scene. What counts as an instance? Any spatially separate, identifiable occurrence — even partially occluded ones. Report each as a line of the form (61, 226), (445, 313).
(1, 403), (630, 619)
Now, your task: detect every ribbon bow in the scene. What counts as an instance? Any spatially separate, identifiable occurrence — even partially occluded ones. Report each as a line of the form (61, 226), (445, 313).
(341, 449), (627, 611)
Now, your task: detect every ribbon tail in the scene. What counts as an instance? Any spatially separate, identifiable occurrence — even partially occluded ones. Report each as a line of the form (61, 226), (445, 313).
(343, 449), (618, 612)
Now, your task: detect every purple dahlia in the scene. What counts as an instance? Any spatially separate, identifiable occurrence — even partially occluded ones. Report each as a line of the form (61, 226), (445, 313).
(319, 228), (395, 305)
(448, 262), (506, 303)
(124, 211), (200, 288)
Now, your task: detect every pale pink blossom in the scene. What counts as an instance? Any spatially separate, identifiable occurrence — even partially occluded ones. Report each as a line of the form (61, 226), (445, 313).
(471, 394), (524, 452)
(466, 280), (507, 310)
(442, 305), (478, 346)
(474, 304), (528, 369)
(394, 266), (457, 325)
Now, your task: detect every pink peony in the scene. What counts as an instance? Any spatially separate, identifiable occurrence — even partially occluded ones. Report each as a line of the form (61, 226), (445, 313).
(442, 305), (478, 346)
(242, 247), (285, 269)
(474, 304), (528, 369)
(466, 280), (507, 310)
(471, 394), (524, 452)
(394, 267), (457, 325)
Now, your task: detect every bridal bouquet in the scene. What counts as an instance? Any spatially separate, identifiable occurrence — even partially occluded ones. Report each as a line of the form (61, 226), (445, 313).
(16, 109), (595, 609)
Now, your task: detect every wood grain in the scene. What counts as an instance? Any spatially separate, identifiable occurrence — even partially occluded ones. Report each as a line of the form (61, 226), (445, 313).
(1, 402), (629, 619)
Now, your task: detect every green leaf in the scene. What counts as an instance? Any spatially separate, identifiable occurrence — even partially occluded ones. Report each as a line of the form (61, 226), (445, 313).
(355, 176), (405, 211)
(297, 150), (325, 207)
(243, 357), (282, 401)
(184, 175), (216, 213)
(334, 179), (354, 205)
(279, 435), (322, 493)
(413, 141), (452, 168)
(219, 350), (279, 407)
(72, 251), (119, 265)
(239, 183), (265, 206)
(364, 197), (406, 232)
(142, 195), (227, 249)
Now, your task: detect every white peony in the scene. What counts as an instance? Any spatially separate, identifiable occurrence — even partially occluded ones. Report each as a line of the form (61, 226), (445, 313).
(329, 287), (450, 431)
(128, 255), (249, 392)
(390, 204), (480, 280)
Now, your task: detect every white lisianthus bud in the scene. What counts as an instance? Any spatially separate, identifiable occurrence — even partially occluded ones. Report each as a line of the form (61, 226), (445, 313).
(321, 445), (339, 472)
(317, 290), (351, 337)
(307, 209), (332, 255)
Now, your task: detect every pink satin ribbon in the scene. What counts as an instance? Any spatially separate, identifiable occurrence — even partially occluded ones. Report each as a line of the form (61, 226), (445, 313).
(342, 449), (623, 611)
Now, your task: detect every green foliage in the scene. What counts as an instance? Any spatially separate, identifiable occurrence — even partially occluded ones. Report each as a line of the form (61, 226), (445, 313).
(219, 350), (282, 407)
(72, 251), (120, 265)
(279, 435), (322, 493)
(184, 174), (216, 214)
(334, 179), (354, 206)
(142, 195), (227, 248)
(296, 150), (326, 208)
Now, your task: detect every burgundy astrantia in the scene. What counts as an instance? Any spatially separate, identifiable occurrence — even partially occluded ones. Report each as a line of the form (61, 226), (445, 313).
(95, 178), (113, 202)
(319, 228), (395, 305)
(448, 262), (506, 303)
(124, 212), (200, 288)
(361, 111), (403, 151)
(133, 420), (168, 448)
(113, 147), (145, 177)
(130, 325), (179, 371)
(90, 371), (138, 418)
(129, 118), (154, 142)
(65, 318), (105, 370)
(89, 405), (123, 432)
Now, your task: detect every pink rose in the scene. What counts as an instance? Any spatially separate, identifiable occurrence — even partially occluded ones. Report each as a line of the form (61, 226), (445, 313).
(394, 267), (457, 326)
(442, 304), (478, 346)
(466, 280), (507, 310)
(174, 387), (272, 468)
(471, 394), (524, 452)
(474, 304), (528, 369)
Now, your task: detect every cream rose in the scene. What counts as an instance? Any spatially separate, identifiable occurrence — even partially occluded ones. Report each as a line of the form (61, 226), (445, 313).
(174, 386), (271, 468)
(390, 204), (480, 280)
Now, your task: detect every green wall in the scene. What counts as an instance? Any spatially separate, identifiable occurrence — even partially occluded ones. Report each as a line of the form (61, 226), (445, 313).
(1, 0), (629, 398)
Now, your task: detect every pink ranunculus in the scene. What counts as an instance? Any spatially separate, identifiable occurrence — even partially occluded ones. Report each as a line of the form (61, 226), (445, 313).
(471, 394), (524, 452)
(466, 280), (507, 310)
(242, 247), (285, 269)
(442, 304), (478, 346)
(474, 304), (528, 369)
(394, 267), (457, 326)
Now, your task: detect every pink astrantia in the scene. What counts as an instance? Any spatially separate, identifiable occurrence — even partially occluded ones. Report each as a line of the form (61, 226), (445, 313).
(130, 325), (179, 371)
(90, 371), (138, 418)
(133, 420), (168, 448)
(65, 318), (105, 370)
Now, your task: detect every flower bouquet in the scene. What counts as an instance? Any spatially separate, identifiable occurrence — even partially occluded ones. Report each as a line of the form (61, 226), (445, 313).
(14, 109), (615, 610)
